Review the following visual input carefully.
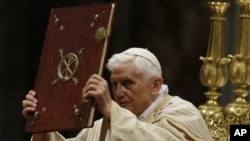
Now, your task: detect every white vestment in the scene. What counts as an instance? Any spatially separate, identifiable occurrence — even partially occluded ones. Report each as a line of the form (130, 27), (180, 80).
(31, 85), (213, 141)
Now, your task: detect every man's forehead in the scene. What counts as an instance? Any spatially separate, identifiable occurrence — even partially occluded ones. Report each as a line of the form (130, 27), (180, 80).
(110, 65), (143, 80)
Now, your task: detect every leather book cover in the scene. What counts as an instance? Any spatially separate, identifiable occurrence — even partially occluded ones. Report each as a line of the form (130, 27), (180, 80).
(25, 3), (116, 132)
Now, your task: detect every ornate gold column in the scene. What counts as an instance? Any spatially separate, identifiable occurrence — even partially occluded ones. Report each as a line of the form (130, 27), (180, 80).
(224, 0), (250, 128)
(198, 1), (230, 140)
(198, 0), (250, 140)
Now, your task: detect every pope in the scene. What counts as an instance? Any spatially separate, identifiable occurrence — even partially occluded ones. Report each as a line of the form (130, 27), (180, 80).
(22, 47), (213, 141)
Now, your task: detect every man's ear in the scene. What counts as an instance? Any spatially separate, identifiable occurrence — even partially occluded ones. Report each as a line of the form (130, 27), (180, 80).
(151, 76), (163, 95)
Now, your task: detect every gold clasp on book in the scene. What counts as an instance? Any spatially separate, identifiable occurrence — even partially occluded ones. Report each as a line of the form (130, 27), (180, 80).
(73, 105), (81, 117)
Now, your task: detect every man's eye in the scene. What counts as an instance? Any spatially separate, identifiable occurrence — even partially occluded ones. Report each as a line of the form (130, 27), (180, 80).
(122, 80), (133, 88)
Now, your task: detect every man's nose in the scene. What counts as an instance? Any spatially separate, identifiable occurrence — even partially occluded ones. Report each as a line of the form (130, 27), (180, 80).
(114, 84), (125, 97)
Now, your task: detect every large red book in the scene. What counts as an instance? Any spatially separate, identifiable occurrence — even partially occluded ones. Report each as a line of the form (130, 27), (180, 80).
(25, 3), (115, 132)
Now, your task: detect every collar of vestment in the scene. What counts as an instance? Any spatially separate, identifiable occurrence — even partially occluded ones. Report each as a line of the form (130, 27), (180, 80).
(138, 84), (171, 122)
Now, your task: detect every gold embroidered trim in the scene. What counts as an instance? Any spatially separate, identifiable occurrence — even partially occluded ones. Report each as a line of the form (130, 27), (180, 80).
(142, 94), (172, 123)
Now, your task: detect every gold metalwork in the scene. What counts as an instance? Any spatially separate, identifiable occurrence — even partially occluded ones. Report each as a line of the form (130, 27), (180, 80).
(90, 14), (101, 27)
(223, 0), (250, 129)
(198, 1), (230, 140)
(54, 16), (61, 27)
(54, 15), (64, 30)
(73, 105), (81, 117)
(57, 52), (79, 81)
(199, 0), (250, 140)
(94, 14), (100, 23)
(34, 111), (40, 119)
(51, 48), (84, 85)
(95, 27), (106, 40)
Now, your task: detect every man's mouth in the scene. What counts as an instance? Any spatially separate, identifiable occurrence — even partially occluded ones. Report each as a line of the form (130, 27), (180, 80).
(119, 101), (129, 107)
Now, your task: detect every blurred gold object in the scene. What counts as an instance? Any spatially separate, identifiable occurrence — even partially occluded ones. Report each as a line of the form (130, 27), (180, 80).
(198, 1), (230, 140)
(224, 0), (250, 128)
(199, 0), (250, 140)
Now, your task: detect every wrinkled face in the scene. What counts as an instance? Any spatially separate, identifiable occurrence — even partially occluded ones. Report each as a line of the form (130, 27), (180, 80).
(110, 61), (156, 116)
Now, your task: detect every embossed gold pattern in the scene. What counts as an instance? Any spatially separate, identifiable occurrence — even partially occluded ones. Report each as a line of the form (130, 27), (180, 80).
(198, 1), (230, 140)
(224, 0), (250, 133)
(199, 1), (250, 140)
(57, 53), (79, 81)
(51, 48), (84, 85)
(95, 27), (106, 40)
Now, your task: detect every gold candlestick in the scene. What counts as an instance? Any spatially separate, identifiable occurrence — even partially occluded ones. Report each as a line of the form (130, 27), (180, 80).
(198, 1), (230, 140)
(224, 0), (250, 129)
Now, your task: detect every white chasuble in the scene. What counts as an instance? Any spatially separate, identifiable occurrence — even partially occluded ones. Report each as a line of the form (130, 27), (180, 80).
(31, 85), (213, 141)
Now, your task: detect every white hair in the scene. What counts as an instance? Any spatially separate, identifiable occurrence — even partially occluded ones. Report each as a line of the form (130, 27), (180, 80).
(106, 52), (162, 81)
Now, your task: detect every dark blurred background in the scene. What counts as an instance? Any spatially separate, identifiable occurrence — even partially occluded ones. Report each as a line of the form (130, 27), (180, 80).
(0, 0), (244, 140)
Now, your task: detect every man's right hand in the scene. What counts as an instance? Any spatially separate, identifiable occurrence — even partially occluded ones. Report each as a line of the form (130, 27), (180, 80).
(22, 90), (38, 118)
(22, 90), (46, 141)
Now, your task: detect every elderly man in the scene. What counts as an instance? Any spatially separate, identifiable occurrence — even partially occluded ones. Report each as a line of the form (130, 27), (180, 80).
(22, 47), (213, 141)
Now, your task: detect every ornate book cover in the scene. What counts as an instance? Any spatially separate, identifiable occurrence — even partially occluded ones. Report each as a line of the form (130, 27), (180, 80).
(25, 2), (115, 132)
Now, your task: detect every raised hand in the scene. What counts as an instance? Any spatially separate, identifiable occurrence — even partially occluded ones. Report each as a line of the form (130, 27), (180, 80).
(82, 74), (112, 119)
